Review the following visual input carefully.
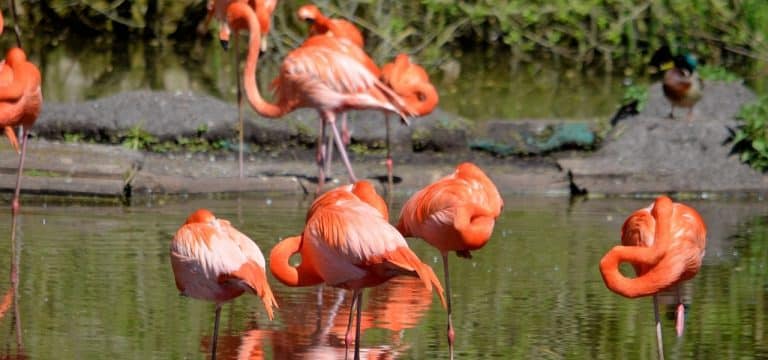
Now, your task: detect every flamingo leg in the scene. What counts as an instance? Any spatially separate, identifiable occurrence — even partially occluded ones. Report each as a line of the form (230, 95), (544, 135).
(341, 112), (350, 145)
(385, 114), (393, 194)
(354, 290), (363, 360)
(323, 111), (357, 183)
(344, 288), (359, 360)
(235, 34), (245, 179)
(211, 303), (223, 360)
(11, 128), (28, 215)
(442, 254), (455, 360)
(324, 123), (334, 177)
(653, 295), (665, 360)
(316, 117), (327, 193)
(675, 286), (685, 337)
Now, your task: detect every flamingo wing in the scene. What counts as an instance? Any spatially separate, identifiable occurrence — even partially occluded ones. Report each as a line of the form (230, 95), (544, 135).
(273, 46), (410, 117)
(305, 198), (405, 283)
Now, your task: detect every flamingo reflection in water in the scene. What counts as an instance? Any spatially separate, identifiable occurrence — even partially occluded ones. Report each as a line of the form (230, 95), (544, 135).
(270, 276), (435, 359)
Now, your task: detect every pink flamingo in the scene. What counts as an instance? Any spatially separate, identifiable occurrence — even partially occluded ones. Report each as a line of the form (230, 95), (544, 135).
(226, 2), (411, 191)
(170, 208), (278, 360)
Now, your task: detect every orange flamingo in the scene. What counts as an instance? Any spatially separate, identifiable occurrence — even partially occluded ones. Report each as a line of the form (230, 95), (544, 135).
(297, 4), (365, 48)
(226, 2), (411, 191)
(379, 54), (439, 189)
(297, 4), (367, 148)
(202, 0), (277, 179)
(396, 162), (502, 360)
(599, 195), (706, 359)
(170, 208), (278, 360)
(270, 181), (446, 360)
(0, 46), (42, 214)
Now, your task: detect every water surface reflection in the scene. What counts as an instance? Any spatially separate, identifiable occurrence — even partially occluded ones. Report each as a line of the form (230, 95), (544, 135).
(0, 194), (765, 359)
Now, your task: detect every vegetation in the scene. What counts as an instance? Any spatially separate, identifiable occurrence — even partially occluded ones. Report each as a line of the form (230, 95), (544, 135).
(27, 1), (768, 68)
(731, 96), (768, 171)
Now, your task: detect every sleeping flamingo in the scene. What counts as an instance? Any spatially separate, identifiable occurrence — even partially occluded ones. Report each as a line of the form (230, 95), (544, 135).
(170, 208), (278, 360)
(225, 2), (411, 191)
(599, 195), (706, 360)
(269, 181), (446, 360)
(396, 162), (503, 360)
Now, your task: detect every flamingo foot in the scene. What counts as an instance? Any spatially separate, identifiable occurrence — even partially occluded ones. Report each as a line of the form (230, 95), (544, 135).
(675, 303), (686, 337)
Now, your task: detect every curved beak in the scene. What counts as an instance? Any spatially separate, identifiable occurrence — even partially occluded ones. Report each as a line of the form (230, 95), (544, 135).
(220, 39), (229, 51)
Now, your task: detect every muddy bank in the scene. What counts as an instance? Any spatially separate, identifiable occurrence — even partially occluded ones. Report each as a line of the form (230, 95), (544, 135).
(1, 81), (766, 198)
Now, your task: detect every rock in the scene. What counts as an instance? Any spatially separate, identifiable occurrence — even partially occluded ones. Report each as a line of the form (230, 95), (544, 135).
(559, 81), (768, 194)
(471, 120), (597, 156)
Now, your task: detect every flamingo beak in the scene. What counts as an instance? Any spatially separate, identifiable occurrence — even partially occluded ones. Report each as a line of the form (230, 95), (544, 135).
(399, 117), (410, 126)
(220, 39), (229, 51)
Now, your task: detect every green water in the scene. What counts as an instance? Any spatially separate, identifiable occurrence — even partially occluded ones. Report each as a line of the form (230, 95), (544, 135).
(0, 194), (766, 359)
(21, 37), (633, 122)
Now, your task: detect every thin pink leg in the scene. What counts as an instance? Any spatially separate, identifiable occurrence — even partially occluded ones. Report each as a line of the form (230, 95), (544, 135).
(341, 112), (351, 145)
(11, 128), (28, 215)
(344, 289), (359, 360)
(385, 114), (393, 193)
(353, 290), (363, 360)
(442, 254), (455, 360)
(322, 111), (357, 183)
(316, 118), (327, 193)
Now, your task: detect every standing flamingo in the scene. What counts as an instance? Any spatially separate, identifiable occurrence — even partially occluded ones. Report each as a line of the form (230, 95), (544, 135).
(0, 46), (42, 215)
(269, 181), (446, 360)
(170, 208), (278, 360)
(599, 195), (706, 360)
(226, 2), (411, 192)
(200, 0), (277, 179)
(380, 54), (439, 190)
(396, 162), (502, 360)
(297, 4), (366, 147)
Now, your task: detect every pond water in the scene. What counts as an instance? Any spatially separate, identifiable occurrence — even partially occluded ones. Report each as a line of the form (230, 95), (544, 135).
(0, 193), (766, 359)
(7, 36), (634, 122)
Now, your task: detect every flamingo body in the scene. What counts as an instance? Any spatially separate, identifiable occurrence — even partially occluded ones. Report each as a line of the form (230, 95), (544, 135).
(599, 196), (706, 298)
(397, 162), (503, 256)
(170, 208), (277, 318)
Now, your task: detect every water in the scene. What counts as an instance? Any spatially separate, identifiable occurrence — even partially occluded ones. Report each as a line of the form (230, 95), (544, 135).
(11, 36), (633, 122)
(0, 194), (766, 359)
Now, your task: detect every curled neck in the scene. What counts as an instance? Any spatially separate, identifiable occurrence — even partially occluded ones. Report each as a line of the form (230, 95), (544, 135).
(599, 195), (682, 298)
(227, 2), (283, 118)
(599, 245), (684, 298)
(269, 235), (323, 287)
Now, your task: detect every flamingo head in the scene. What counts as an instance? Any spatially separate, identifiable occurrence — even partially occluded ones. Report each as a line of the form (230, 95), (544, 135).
(297, 4), (320, 24)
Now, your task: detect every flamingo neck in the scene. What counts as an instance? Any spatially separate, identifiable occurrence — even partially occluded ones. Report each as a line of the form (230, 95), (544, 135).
(227, 2), (283, 118)
(268, 235), (323, 287)
(599, 245), (683, 298)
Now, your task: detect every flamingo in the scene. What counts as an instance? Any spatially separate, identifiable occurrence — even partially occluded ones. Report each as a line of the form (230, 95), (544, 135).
(0, 46), (42, 215)
(599, 195), (706, 360)
(297, 4), (365, 48)
(379, 54), (439, 190)
(396, 162), (503, 360)
(225, 2), (411, 192)
(200, 0), (277, 179)
(269, 181), (446, 360)
(170, 208), (278, 360)
(297, 4), (366, 148)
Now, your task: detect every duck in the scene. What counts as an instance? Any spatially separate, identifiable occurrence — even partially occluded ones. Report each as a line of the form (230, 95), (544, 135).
(650, 46), (703, 121)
